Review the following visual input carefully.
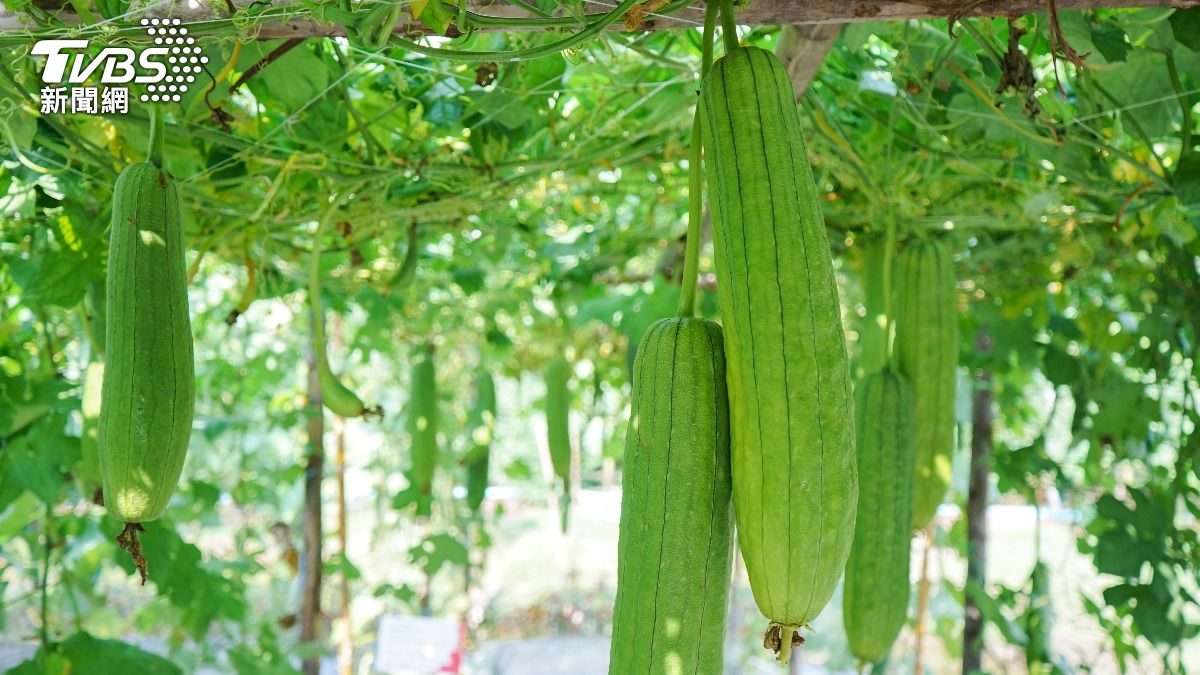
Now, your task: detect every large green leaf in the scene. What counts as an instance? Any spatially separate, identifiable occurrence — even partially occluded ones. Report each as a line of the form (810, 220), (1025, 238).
(1089, 50), (1176, 136)
(8, 633), (181, 675)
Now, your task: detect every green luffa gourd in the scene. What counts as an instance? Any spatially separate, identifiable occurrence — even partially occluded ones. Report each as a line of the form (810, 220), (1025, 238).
(98, 162), (195, 555)
(843, 369), (916, 664)
(700, 45), (857, 655)
(408, 343), (439, 516)
(80, 280), (107, 501)
(544, 356), (572, 530)
(609, 318), (733, 675)
(857, 240), (889, 377)
(465, 372), (496, 513)
(894, 238), (958, 529)
(545, 357), (572, 483)
(309, 223), (380, 420)
(80, 361), (104, 501)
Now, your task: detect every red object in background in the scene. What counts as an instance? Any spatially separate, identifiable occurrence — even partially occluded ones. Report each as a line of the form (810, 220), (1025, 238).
(437, 622), (467, 673)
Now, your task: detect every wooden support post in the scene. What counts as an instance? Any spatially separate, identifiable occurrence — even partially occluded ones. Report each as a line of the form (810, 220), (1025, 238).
(962, 326), (994, 675)
(301, 319), (325, 675)
(777, 23), (843, 99)
(335, 417), (353, 675)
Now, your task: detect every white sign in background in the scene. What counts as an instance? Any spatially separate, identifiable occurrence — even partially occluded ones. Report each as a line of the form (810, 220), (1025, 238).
(374, 614), (464, 675)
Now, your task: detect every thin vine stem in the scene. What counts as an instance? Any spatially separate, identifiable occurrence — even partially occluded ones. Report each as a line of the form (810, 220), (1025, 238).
(388, 0), (642, 63)
(60, 564), (83, 633)
(883, 99), (899, 370)
(331, 45), (381, 162)
(956, 19), (1004, 71)
(1161, 49), (1193, 166)
(700, 1), (716, 75)
(677, 116), (704, 317)
(309, 194), (353, 359)
(187, 218), (250, 284)
(676, 1), (718, 317)
(440, 0), (699, 29)
(148, 106), (165, 168)
(945, 62), (1057, 147)
(882, 210), (898, 370)
(719, 0), (738, 53)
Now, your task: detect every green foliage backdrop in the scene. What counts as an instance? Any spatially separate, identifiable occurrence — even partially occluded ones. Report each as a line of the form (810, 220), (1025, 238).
(0, 1), (1197, 672)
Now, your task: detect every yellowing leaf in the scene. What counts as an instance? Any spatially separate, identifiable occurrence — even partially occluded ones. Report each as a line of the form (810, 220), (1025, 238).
(411, 0), (454, 33)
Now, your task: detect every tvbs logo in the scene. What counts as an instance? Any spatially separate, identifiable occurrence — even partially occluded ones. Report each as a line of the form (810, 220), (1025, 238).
(33, 18), (207, 103)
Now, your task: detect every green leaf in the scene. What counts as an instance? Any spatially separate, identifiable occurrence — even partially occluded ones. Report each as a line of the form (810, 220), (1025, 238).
(1094, 527), (1144, 577)
(391, 484), (421, 510)
(452, 267), (485, 295)
(7, 247), (90, 309)
(1042, 344), (1082, 386)
(964, 578), (1028, 645)
(1128, 587), (1185, 646)
(1170, 9), (1200, 51)
(486, 326), (512, 348)
(10, 633), (181, 675)
(522, 55), (567, 94)
(295, 96), (348, 148)
(1094, 494), (1131, 523)
(104, 519), (247, 639)
(375, 582), (418, 605)
(1091, 23), (1131, 63)
(324, 552), (362, 581)
(1, 414), (76, 503)
(618, 283), (681, 350)
(504, 457), (534, 481)
(61, 633), (182, 674)
(1102, 582), (1139, 606)
(841, 22), (886, 51)
(177, 479), (223, 522)
(423, 77), (466, 127)
(0, 491), (42, 545)
(259, 44), (328, 110)
(408, 532), (469, 575)
(1173, 153), (1200, 207)
(1089, 50), (1175, 137)
(466, 87), (531, 131)
(1088, 380), (1156, 441)
(1127, 488), (1169, 541)
(206, 145), (247, 183)
(4, 109), (37, 148)
(6, 650), (71, 675)
(1057, 12), (1126, 65)
(0, 373), (71, 439)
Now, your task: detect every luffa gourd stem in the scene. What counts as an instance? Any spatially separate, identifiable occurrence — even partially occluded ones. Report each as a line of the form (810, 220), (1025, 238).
(676, 2), (719, 318)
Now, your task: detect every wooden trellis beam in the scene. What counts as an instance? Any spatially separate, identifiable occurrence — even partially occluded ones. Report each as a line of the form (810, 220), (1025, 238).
(679, 0), (1198, 26)
(1, 0), (1196, 40)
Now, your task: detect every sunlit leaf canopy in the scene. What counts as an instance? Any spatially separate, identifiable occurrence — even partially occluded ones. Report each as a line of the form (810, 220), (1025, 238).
(1, 3), (1195, 341)
(1, 0), (1198, 669)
